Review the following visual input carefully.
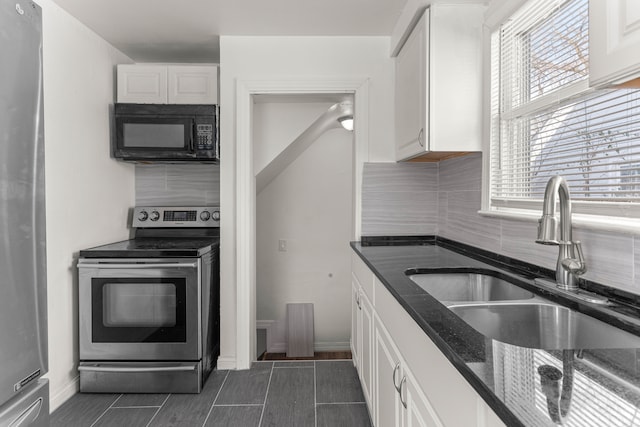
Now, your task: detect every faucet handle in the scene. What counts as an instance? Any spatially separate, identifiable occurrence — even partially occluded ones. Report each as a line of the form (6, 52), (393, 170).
(561, 241), (587, 276)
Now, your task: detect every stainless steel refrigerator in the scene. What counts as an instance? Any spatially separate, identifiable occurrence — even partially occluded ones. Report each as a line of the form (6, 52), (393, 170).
(0, 0), (49, 425)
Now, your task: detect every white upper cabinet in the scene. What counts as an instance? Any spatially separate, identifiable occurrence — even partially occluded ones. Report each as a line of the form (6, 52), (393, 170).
(395, 9), (429, 161)
(394, 4), (484, 161)
(117, 64), (219, 104)
(117, 64), (168, 104)
(590, 0), (640, 87)
(167, 66), (219, 104)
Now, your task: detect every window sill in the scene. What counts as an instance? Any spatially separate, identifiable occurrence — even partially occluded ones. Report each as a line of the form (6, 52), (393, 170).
(478, 208), (640, 235)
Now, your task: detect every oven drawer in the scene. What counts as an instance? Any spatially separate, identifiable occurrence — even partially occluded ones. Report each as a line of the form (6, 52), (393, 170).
(78, 258), (202, 360)
(78, 361), (203, 393)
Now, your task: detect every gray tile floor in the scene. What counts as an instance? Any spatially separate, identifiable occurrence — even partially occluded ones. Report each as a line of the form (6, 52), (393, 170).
(51, 361), (372, 427)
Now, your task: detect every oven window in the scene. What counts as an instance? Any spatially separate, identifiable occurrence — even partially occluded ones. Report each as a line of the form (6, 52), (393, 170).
(103, 282), (176, 327)
(123, 123), (185, 148)
(92, 278), (187, 343)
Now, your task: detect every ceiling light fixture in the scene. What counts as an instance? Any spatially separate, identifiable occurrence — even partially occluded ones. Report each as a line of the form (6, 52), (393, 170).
(338, 116), (354, 131)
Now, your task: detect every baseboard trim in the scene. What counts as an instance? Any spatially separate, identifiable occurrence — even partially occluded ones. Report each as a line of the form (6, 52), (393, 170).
(216, 356), (236, 370)
(314, 341), (351, 352)
(256, 320), (275, 329)
(49, 375), (79, 412)
(265, 341), (352, 354)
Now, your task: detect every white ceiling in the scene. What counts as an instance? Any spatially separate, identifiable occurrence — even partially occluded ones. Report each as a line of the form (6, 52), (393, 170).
(51, 0), (409, 63)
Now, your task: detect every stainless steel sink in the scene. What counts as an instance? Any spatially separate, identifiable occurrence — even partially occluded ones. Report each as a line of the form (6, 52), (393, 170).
(409, 272), (534, 302)
(449, 303), (640, 349)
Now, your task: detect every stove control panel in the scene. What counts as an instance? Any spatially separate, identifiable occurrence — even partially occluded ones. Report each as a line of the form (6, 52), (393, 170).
(133, 206), (220, 228)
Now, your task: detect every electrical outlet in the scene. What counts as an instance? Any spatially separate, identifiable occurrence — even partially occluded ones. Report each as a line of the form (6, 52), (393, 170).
(278, 239), (287, 252)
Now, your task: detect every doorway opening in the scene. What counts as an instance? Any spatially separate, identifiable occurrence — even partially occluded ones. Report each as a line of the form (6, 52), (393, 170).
(234, 77), (369, 369)
(252, 94), (354, 360)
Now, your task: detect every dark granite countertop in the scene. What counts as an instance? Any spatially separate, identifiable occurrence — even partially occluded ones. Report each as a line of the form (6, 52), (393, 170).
(352, 238), (640, 427)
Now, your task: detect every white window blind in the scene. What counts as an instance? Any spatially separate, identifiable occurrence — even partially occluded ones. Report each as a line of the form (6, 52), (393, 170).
(490, 0), (640, 217)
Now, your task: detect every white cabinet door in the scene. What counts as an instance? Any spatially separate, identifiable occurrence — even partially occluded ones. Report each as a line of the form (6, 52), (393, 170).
(168, 65), (219, 104)
(590, 0), (640, 86)
(401, 366), (443, 427)
(374, 317), (403, 427)
(352, 280), (374, 409)
(351, 282), (359, 368)
(359, 289), (374, 408)
(394, 5), (483, 161)
(395, 9), (429, 161)
(117, 64), (167, 104)
(117, 64), (218, 104)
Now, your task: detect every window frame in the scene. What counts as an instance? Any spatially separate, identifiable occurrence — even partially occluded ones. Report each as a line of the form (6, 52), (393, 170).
(481, 0), (640, 234)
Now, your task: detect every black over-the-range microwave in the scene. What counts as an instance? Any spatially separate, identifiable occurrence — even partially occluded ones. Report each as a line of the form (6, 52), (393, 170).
(113, 103), (219, 162)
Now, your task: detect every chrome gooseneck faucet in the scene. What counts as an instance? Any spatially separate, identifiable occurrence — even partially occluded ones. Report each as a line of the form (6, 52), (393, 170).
(535, 175), (586, 291)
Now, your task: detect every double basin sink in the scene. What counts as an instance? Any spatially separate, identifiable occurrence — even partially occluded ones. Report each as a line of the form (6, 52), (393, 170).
(409, 271), (640, 350)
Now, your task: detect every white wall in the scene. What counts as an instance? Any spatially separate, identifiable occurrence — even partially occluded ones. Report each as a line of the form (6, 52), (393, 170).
(255, 101), (353, 352)
(37, 0), (134, 410)
(219, 36), (394, 367)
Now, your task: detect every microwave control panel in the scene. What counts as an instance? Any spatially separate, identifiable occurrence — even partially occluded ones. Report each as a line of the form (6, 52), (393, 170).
(196, 124), (214, 150)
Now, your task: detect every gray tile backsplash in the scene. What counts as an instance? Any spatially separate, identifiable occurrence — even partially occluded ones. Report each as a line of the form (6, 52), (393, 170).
(499, 220), (558, 268)
(576, 229), (635, 292)
(361, 163), (438, 236)
(438, 153), (482, 192)
(362, 154), (640, 295)
(362, 162), (438, 192)
(135, 164), (220, 206)
(440, 190), (501, 253)
(635, 236), (640, 286)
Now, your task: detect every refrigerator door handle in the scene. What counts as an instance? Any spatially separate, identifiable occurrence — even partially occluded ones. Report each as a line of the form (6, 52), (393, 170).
(78, 365), (197, 373)
(8, 398), (43, 427)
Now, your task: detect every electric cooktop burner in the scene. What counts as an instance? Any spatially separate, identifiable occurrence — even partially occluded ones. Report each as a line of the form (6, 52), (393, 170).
(79, 206), (220, 258)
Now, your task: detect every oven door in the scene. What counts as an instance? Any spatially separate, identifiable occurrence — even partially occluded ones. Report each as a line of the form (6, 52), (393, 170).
(78, 258), (201, 360)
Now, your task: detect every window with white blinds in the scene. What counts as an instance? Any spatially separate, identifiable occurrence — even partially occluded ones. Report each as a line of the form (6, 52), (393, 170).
(490, 0), (640, 218)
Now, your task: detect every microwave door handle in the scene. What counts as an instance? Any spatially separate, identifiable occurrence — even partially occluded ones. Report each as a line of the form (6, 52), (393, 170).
(189, 120), (195, 152)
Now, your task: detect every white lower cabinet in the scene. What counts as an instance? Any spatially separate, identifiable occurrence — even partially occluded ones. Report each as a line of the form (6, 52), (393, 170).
(352, 275), (374, 410)
(375, 316), (442, 427)
(374, 317), (403, 427)
(351, 260), (507, 427)
(359, 289), (374, 408)
(351, 282), (359, 367)
(403, 367), (441, 427)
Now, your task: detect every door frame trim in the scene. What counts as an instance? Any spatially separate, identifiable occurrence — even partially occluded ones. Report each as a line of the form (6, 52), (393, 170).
(235, 76), (370, 369)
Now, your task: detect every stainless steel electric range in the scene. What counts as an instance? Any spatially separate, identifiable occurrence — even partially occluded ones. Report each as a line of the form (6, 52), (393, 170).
(77, 206), (220, 394)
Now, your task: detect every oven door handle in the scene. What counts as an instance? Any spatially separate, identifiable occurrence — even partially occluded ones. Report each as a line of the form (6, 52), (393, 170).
(78, 262), (198, 269)
(78, 365), (197, 373)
